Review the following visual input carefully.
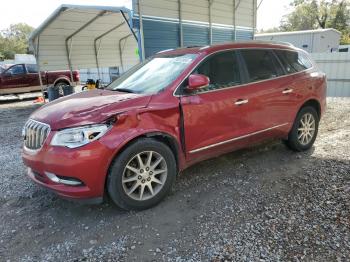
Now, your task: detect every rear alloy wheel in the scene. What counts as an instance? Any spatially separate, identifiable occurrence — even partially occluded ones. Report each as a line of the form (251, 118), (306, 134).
(285, 106), (319, 151)
(297, 113), (316, 146)
(107, 138), (176, 210)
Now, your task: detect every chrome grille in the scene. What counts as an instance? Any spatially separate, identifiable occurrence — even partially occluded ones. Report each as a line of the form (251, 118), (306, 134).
(23, 119), (50, 150)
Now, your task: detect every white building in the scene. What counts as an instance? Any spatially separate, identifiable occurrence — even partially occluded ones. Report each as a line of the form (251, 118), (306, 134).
(255, 29), (341, 53)
(338, 44), (350, 52)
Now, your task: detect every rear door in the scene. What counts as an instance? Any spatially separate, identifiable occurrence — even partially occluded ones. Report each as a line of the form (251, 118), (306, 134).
(24, 64), (41, 87)
(238, 49), (293, 130)
(180, 50), (273, 160)
(273, 49), (314, 123)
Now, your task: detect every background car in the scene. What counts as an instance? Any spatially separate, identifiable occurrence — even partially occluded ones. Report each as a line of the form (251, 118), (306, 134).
(0, 63), (80, 95)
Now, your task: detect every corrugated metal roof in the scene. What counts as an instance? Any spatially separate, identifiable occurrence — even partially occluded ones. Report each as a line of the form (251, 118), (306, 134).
(29, 4), (139, 72)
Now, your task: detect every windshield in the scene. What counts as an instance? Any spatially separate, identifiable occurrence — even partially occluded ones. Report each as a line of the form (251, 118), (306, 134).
(107, 53), (198, 94)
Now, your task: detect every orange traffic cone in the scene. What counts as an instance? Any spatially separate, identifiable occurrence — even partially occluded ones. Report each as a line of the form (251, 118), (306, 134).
(34, 96), (45, 103)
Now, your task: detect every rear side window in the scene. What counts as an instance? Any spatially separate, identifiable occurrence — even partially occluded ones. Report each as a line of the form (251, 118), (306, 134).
(240, 49), (282, 82)
(275, 50), (313, 74)
(298, 52), (313, 69)
(26, 64), (38, 73)
(194, 50), (241, 92)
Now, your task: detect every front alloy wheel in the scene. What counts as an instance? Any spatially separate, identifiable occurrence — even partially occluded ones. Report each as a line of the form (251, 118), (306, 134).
(122, 151), (167, 201)
(107, 138), (176, 210)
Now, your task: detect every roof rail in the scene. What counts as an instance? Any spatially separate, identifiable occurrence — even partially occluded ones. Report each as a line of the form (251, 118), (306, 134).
(246, 40), (295, 47)
(185, 45), (203, 48)
(157, 45), (204, 54)
(157, 48), (175, 54)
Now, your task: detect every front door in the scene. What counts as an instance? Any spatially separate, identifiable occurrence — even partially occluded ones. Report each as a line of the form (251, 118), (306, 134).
(1, 64), (27, 89)
(180, 50), (266, 161)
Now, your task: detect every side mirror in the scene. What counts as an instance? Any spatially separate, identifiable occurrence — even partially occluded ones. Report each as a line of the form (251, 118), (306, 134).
(186, 74), (210, 92)
(4, 71), (12, 77)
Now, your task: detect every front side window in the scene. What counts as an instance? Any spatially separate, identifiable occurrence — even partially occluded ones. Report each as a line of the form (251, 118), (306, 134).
(275, 50), (313, 74)
(240, 49), (281, 82)
(193, 51), (241, 92)
(7, 64), (25, 75)
(107, 54), (197, 94)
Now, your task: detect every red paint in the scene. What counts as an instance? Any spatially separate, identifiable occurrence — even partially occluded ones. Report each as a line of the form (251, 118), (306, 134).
(22, 42), (327, 201)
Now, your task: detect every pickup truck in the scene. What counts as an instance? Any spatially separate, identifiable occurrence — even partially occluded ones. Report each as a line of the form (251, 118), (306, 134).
(0, 64), (80, 95)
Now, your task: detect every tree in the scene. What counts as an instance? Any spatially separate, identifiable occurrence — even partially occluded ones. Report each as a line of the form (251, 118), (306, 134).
(280, 1), (319, 31)
(279, 0), (350, 44)
(327, 0), (350, 43)
(0, 23), (34, 60)
(259, 27), (282, 33)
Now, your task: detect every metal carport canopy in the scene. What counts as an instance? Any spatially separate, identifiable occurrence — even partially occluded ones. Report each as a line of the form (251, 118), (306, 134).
(29, 4), (140, 82)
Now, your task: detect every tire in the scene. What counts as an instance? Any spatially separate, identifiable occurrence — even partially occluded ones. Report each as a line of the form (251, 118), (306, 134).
(285, 106), (319, 152)
(107, 138), (177, 210)
(54, 81), (68, 96)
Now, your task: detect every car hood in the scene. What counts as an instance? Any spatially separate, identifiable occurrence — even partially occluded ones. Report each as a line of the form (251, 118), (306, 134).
(30, 89), (152, 130)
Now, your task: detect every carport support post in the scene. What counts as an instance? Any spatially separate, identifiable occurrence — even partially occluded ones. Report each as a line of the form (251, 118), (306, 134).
(94, 40), (101, 80)
(253, 0), (257, 39)
(65, 11), (107, 83)
(94, 22), (126, 78)
(235, 0), (242, 40)
(119, 34), (133, 72)
(138, 0), (146, 61)
(233, 0), (236, 40)
(65, 38), (74, 83)
(208, 0), (213, 45)
(34, 35), (46, 102)
(178, 0), (183, 47)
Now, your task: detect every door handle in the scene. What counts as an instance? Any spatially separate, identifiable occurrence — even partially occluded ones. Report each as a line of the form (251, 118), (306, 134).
(234, 99), (249, 105)
(282, 88), (293, 94)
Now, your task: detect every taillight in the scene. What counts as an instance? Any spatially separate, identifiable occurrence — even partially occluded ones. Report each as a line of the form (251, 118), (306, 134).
(75, 71), (80, 81)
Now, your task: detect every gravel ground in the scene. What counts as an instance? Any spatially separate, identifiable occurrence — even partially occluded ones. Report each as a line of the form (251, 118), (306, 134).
(0, 98), (349, 261)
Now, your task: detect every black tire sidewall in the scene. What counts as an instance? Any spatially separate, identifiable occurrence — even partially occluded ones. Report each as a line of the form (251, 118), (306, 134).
(288, 106), (319, 151)
(55, 82), (67, 96)
(107, 138), (176, 210)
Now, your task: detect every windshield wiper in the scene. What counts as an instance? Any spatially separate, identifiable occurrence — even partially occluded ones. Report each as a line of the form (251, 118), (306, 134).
(114, 88), (135, 93)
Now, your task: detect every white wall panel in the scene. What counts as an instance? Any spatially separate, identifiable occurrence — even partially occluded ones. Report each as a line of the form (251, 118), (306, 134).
(311, 52), (350, 97)
(182, 1), (209, 23)
(134, 0), (179, 19)
(211, 0), (234, 26)
(133, 0), (255, 28)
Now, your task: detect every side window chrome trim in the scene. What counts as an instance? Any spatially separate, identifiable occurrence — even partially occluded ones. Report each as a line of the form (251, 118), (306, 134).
(173, 47), (315, 97)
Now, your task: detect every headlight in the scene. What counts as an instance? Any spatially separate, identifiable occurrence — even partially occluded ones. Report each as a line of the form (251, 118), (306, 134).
(51, 124), (110, 148)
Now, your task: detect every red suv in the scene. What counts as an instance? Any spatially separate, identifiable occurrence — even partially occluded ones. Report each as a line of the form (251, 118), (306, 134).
(22, 42), (327, 210)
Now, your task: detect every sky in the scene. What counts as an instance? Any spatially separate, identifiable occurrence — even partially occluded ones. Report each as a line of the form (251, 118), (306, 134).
(257, 0), (292, 30)
(0, 0), (292, 31)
